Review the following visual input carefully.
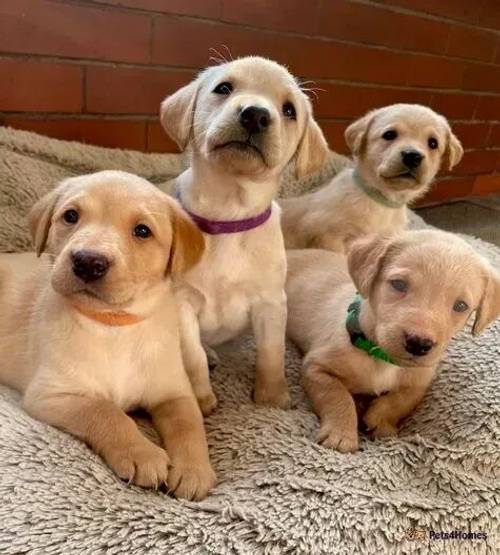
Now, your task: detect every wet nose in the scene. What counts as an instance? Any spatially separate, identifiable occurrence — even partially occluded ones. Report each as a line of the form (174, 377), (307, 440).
(401, 149), (423, 169)
(71, 250), (110, 283)
(239, 106), (270, 134)
(404, 332), (435, 357)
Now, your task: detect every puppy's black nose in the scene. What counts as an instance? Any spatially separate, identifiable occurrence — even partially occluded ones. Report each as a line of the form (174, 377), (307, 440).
(401, 149), (423, 169)
(239, 106), (270, 134)
(72, 250), (109, 283)
(404, 333), (435, 357)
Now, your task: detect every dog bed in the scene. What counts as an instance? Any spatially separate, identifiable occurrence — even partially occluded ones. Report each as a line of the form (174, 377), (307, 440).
(0, 126), (498, 554)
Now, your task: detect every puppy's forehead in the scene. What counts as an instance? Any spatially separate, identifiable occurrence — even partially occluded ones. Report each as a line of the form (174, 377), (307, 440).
(206, 57), (300, 96)
(374, 105), (445, 133)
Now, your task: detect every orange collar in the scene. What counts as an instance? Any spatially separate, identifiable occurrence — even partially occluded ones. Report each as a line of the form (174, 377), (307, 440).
(72, 304), (145, 326)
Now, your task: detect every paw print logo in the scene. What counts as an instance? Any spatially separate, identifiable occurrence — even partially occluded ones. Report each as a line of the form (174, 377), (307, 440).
(404, 528), (427, 542)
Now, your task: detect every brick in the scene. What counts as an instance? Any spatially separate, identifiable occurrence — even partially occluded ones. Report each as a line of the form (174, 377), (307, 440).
(451, 123), (490, 150)
(87, 66), (195, 114)
(0, 0), (150, 63)
(0, 59), (82, 112)
(431, 92), (479, 120)
(312, 83), (432, 119)
(93, 0), (221, 18)
(418, 177), (475, 205)
(1, 117), (147, 150)
(317, 120), (349, 154)
(371, 1), (485, 26)
(487, 124), (500, 148)
(446, 25), (498, 62)
(474, 95), (500, 120)
(319, 0), (448, 54)
(146, 121), (181, 152)
(476, 0), (500, 32)
(456, 149), (499, 175)
(405, 55), (466, 89)
(472, 173), (500, 195)
(221, 0), (319, 34)
(462, 63), (500, 94)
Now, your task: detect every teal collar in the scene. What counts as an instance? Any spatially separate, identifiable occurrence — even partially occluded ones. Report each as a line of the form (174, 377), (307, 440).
(352, 169), (405, 209)
(346, 293), (396, 365)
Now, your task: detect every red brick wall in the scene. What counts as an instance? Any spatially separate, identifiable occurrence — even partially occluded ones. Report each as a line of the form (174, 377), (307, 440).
(0, 0), (499, 203)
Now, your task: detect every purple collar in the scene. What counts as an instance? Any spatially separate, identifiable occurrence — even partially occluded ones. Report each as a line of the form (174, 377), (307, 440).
(176, 192), (272, 235)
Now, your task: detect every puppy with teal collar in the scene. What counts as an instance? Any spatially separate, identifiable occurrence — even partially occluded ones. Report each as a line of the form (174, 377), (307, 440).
(280, 104), (463, 253)
(286, 230), (500, 452)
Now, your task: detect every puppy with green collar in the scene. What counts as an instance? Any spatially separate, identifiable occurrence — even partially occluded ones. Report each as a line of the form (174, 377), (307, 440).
(280, 104), (463, 253)
(286, 230), (500, 452)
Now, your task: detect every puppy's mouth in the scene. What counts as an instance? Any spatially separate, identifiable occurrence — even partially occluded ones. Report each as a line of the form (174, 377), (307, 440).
(387, 171), (418, 181)
(213, 139), (266, 162)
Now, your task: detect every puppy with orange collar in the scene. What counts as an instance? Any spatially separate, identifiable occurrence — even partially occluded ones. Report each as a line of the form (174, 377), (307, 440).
(0, 170), (215, 500)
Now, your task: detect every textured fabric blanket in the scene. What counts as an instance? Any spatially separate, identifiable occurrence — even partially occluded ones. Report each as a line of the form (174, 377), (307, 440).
(0, 127), (498, 554)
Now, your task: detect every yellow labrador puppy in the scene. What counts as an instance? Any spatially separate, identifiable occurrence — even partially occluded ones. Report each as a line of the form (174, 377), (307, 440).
(286, 230), (500, 452)
(0, 171), (216, 500)
(281, 104), (464, 252)
(160, 56), (328, 415)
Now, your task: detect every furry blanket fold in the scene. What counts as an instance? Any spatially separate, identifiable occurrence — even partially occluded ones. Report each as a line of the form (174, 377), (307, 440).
(0, 126), (498, 554)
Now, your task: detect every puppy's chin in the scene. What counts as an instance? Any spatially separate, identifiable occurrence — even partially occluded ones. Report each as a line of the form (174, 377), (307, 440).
(208, 142), (268, 175)
(51, 271), (136, 308)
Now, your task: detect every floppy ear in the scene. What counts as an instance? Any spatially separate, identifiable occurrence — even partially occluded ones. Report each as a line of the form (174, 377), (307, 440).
(347, 234), (392, 297)
(445, 129), (464, 170)
(295, 116), (329, 179)
(167, 200), (205, 276)
(344, 111), (375, 156)
(472, 266), (500, 335)
(28, 187), (62, 256)
(160, 78), (201, 151)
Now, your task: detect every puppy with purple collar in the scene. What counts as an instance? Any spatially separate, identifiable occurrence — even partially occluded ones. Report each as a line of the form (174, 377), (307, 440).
(160, 56), (328, 414)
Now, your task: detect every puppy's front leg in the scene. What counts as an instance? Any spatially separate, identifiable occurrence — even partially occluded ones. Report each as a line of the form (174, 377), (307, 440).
(24, 390), (169, 487)
(178, 303), (217, 416)
(151, 396), (216, 501)
(302, 363), (359, 453)
(363, 387), (429, 438)
(251, 293), (290, 408)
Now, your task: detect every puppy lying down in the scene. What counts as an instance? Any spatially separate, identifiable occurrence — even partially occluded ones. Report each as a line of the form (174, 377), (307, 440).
(286, 230), (500, 452)
(0, 171), (215, 500)
(280, 104), (464, 253)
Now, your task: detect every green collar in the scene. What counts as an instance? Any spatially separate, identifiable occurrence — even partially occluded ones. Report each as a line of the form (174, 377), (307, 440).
(352, 169), (405, 209)
(346, 293), (397, 365)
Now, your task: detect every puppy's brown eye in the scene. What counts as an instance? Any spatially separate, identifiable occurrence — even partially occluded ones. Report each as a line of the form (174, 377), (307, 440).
(453, 300), (468, 313)
(133, 224), (152, 239)
(428, 137), (438, 149)
(63, 209), (79, 225)
(282, 102), (296, 120)
(390, 279), (408, 293)
(382, 130), (397, 141)
(212, 82), (233, 95)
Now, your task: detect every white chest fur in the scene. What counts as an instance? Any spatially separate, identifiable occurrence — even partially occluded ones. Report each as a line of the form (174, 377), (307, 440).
(369, 360), (401, 396)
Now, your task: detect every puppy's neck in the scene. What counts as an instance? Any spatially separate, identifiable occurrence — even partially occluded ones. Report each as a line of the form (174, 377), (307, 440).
(178, 157), (279, 220)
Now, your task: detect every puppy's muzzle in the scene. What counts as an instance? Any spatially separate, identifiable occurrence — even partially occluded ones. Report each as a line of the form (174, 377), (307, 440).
(404, 332), (435, 357)
(72, 250), (110, 283)
(401, 149), (424, 170)
(239, 106), (271, 135)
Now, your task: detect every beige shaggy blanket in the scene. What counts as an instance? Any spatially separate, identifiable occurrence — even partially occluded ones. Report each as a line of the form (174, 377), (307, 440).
(0, 127), (498, 554)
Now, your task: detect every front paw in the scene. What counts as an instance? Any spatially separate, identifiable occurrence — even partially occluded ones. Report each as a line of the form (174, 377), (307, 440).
(197, 392), (218, 417)
(167, 460), (216, 501)
(363, 406), (398, 438)
(254, 380), (291, 409)
(317, 422), (359, 453)
(104, 439), (170, 488)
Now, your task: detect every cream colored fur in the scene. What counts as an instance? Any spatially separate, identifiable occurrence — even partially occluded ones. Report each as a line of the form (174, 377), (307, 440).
(160, 56), (328, 415)
(286, 230), (500, 452)
(0, 171), (215, 500)
(280, 104), (464, 252)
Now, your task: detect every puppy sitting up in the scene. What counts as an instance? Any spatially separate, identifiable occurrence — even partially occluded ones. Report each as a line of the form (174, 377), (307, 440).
(0, 171), (215, 500)
(160, 56), (328, 414)
(280, 104), (464, 252)
(286, 230), (500, 452)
